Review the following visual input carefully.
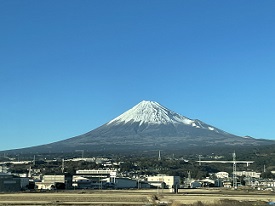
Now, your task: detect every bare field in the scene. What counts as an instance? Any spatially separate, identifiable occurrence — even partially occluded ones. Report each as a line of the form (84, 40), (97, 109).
(0, 190), (151, 206)
(0, 189), (274, 205)
(163, 189), (275, 205)
(163, 190), (275, 204)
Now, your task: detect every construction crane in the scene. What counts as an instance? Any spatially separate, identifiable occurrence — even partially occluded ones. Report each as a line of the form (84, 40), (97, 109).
(196, 152), (254, 189)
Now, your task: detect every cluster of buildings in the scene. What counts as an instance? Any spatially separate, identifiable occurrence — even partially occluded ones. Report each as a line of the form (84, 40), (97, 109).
(185, 170), (275, 191)
(0, 157), (275, 192)
(0, 170), (180, 192)
(34, 170), (181, 192)
(0, 157), (181, 192)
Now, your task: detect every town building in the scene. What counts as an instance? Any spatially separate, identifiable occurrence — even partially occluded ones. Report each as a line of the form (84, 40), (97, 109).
(35, 174), (72, 190)
(72, 176), (91, 189)
(106, 177), (137, 189)
(215, 172), (229, 179)
(75, 169), (117, 179)
(234, 171), (261, 178)
(147, 175), (180, 189)
(0, 172), (28, 192)
(74, 169), (117, 189)
(190, 181), (201, 188)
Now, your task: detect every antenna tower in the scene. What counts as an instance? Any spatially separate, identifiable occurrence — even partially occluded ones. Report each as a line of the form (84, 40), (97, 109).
(197, 151), (253, 189)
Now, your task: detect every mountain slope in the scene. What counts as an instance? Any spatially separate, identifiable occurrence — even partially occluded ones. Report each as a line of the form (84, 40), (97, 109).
(3, 100), (274, 154)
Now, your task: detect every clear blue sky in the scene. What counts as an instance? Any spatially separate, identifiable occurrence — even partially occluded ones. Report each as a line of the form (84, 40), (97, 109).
(1, 0), (275, 151)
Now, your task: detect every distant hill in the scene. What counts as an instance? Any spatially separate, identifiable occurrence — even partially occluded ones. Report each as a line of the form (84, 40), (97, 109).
(2, 100), (274, 154)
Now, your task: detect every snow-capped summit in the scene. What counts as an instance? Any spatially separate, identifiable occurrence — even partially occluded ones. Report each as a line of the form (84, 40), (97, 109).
(108, 100), (194, 125)
(107, 100), (219, 133)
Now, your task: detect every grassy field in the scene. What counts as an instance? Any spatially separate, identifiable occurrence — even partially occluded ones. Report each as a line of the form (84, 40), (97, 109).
(0, 189), (274, 205)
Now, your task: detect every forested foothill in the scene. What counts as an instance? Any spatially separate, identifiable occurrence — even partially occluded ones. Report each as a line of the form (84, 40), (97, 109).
(2, 144), (275, 180)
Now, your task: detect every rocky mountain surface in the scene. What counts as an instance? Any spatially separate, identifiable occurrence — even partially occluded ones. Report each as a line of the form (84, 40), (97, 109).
(3, 101), (273, 154)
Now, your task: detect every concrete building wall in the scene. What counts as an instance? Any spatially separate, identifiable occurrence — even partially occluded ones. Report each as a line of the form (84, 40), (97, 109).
(190, 181), (202, 188)
(42, 175), (72, 189)
(20, 177), (29, 189)
(114, 178), (137, 189)
(147, 175), (180, 188)
(76, 169), (116, 175)
(216, 172), (229, 179)
(35, 182), (55, 190)
(43, 175), (65, 183)
(72, 176), (92, 189)
(234, 171), (261, 178)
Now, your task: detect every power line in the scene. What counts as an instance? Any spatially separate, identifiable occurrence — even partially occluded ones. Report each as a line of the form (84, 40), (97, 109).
(197, 152), (254, 189)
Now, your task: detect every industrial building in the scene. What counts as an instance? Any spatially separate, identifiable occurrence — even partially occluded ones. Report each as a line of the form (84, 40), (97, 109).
(147, 175), (180, 189)
(0, 172), (29, 192)
(105, 177), (137, 189)
(35, 174), (72, 190)
(74, 169), (117, 189)
(234, 171), (261, 178)
(75, 169), (117, 178)
(215, 172), (229, 179)
(74, 170), (151, 189)
(72, 176), (91, 189)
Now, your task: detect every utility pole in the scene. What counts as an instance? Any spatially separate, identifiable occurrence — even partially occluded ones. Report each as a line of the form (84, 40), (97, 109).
(61, 159), (65, 173)
(199, 155), (202, 166)
(197, 152), (253, 189)
(33, 155), (36, 166)
(232, 152), (237, 189)
(158, 150), (161, 161)
(28, 166), (32, 177)
(185, 171), (192, 188)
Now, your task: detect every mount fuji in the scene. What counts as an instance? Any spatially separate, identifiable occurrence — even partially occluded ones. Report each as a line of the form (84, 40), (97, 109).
(3, 100), (273, 154)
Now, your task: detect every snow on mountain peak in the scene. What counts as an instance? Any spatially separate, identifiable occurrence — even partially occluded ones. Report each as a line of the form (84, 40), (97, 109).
(108, 100), (195, 126)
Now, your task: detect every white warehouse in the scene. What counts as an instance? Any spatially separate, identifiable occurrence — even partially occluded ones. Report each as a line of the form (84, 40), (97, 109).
(147, 175), (180, 189)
